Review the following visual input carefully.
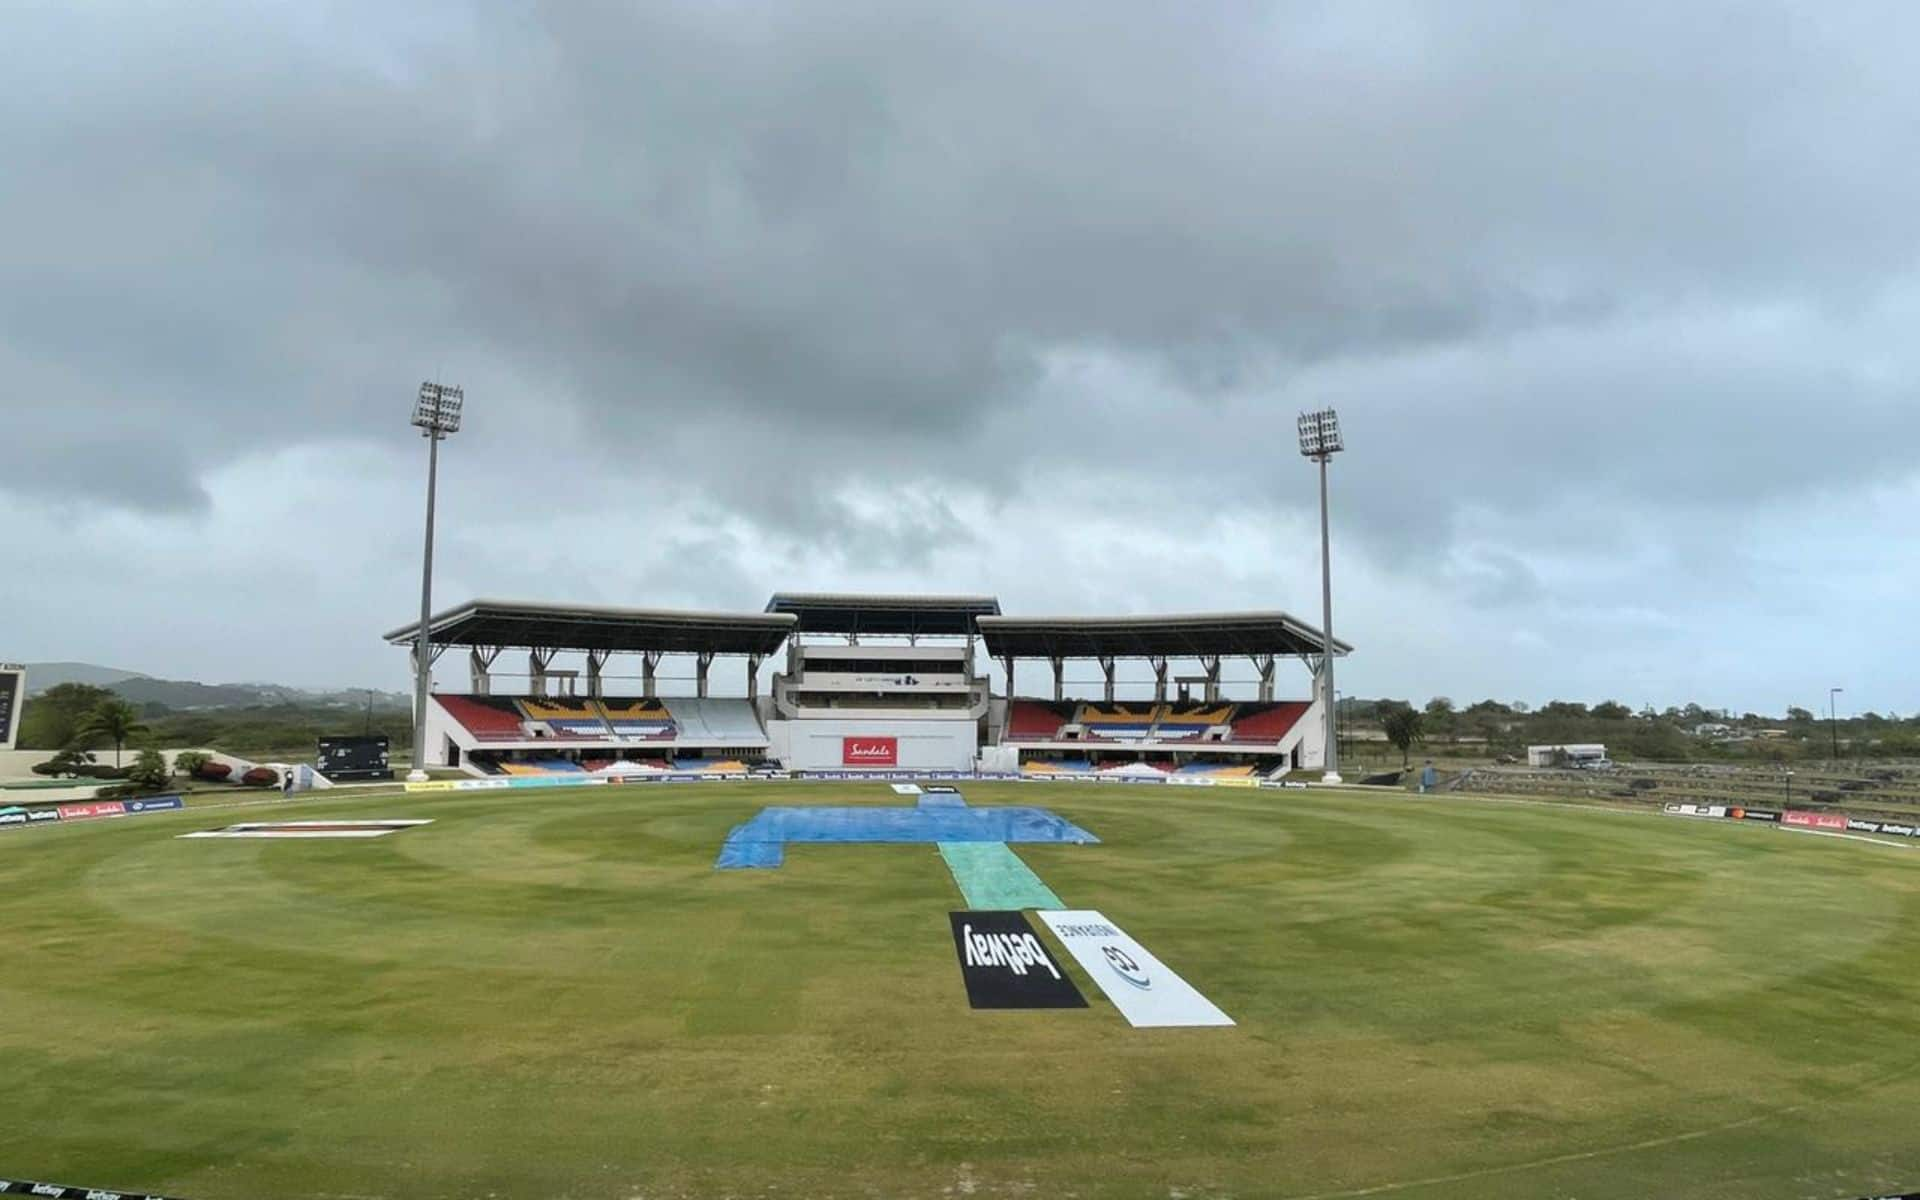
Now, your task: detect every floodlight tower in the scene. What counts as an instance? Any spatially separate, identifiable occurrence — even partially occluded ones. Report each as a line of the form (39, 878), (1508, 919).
(1829, 686), (1844, 761)
(408, 381), (464, 783)
(1298, 407), (1344, 784)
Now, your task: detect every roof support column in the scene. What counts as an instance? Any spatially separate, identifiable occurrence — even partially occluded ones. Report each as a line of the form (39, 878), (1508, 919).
(528, 648), (555, 698)
(585, 649), (610, 700)
(747, 654), (763, 703)
(1201, 655), (1221, 704)
(1099, 655), (1116, 704)
(468, 646), (501, 695)
(1151, 657), (1168, 705)
(696, 651), (715, 699)
(1001, 656), (1016, 700)
(1252, 653), (1276, 703)
(409, 642), (448, 683)
(642, 651), (663, 700)
(1051, 656), (1065, 704)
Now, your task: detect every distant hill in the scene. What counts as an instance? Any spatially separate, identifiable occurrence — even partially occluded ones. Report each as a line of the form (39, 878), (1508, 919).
(23, 662), (408, 712)
(23, 662), (150, 694)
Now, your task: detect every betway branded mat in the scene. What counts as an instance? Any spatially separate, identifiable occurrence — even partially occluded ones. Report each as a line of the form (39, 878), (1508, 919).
(948, 911), (1086, 1009)
(179, 820), (432, 840)
(1037, 910), (1235, 1028)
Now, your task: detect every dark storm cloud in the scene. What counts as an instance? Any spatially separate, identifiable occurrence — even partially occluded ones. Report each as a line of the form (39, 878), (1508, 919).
(4, 1), (1919, 706)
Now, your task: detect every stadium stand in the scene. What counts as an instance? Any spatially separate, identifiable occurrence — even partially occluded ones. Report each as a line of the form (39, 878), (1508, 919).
(501, 759), (588, 776)
(1020, 758), (1096, 776)
(1155, 703), (1234, 739)
(1229, 701), (1312, 743)
(1172, 762), (1258, 779)
(1077, 703), (1162, 740)
(662, 698), (767, 745)
(667, 757), (751, 776)
(520, 697), (613, 739)
(437, 695), (529, 741)
(597, 698), (676, 740)
(1005, 699), (1076, 741)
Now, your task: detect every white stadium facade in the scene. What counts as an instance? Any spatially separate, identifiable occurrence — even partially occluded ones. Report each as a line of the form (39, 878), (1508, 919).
(384, 594), (1349, 786)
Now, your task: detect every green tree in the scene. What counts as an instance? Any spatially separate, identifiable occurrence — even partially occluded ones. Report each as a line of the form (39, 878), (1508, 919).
(78, 698), (149, 768)
(1380, 703), (1426, 768)
(128, 747), (173, 792)
(1787, 706), (1814, 723)
(1592, 701), (1632, 720)
(17, 683), (116, 750)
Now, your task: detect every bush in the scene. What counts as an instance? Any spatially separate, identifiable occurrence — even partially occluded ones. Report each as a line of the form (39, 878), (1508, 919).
(129, 748), (172, 792)
(173, 750), (212, 779)
(34, 747), (99, 778)
(196, 760), (233, 782)
(240, 766), (278, 787)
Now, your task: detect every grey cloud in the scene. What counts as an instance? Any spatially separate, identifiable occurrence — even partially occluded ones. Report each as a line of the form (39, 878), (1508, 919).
(5, 1), (1920, 708)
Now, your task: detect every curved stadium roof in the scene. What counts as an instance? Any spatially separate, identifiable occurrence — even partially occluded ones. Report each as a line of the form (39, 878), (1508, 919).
(384, 596), (1351, 660)
(977, 611), (1350, 660)
(383, 598), (796, 656)
(763, 592), (1001, 638)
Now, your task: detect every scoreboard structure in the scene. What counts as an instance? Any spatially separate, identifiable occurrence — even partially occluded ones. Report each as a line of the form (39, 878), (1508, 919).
(0, 664), (25, 752)
(316, 734), (393, 781)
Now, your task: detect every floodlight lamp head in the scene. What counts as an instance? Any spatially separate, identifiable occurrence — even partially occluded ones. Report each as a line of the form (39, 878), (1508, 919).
(412, 381), (464, 436)
(1297, 407), (1342, 459)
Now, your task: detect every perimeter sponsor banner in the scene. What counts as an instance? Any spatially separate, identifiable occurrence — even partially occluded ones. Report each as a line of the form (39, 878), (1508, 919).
(1785, 810), (1849, 831)
(124, 796), (184, 814)
(1037, 910), (1235, 1028)
(26, 807), (62, 825)
(57, 801), (126, 822)
(1839, 818), (1920, 838)
(0, 809), (26, 829)
(1663, 803), (1729, 819)
(1728, 806), (1782, 822)
(842, 737), (898, 767)
(949, 911), (1087, 1010)
(0, 1180), (188, 1199)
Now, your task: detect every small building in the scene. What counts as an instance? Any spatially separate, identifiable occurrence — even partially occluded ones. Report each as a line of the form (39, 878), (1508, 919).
(1527, 743), (1608, 768)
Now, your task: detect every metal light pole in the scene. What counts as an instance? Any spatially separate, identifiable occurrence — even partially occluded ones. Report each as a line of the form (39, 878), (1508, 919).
(1828, 686), (1844, 761)
(408, 381), (464, 782)
(1299, 408), (1344, 784)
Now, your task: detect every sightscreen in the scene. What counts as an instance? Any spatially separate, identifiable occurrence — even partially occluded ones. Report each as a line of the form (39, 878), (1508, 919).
(0, 667), (22, 752)
(316, 734), (392, 781)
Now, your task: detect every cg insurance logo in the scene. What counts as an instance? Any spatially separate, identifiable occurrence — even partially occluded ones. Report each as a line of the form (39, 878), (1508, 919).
(1101, 944), (1152, 989)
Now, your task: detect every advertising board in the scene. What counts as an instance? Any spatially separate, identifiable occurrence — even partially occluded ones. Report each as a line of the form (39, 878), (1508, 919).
(1037, 910), (1234, 1028)
(57, 801), (127, 822)
(1784, 810), (1849, 831)
(948, 911), (1086, 1009)
(842, 737), (899, 767)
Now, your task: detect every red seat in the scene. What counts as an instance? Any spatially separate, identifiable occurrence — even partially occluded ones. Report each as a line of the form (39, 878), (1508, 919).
(1229, 701), (1311, 742)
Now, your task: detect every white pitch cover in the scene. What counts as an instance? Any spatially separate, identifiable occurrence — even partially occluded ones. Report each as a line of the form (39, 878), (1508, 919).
(1037, 910), (1234, 1028)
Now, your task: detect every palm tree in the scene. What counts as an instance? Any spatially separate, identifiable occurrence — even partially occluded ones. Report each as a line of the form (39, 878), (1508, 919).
(78, 699), (149, 768)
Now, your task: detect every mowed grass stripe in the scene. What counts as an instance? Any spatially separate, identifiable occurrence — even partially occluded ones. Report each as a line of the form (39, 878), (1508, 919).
(2, 782), (1918, 1199)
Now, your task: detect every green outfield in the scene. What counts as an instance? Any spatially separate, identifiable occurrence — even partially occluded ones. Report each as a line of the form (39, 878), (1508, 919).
(2, 782), (1917, 1199)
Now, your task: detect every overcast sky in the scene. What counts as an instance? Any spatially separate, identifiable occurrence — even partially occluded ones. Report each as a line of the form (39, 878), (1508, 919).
(4, 1), (1916, 715)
